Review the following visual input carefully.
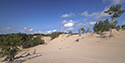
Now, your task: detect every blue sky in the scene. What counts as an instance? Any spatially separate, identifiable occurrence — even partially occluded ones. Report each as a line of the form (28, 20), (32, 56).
(0, 0), (125, 34)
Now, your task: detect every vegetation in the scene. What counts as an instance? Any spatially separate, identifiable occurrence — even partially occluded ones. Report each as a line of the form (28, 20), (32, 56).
(0, 33), (44, 62)
(85, 28), (91, 33)
(0, 34), (22, 63)
(121, 25), (125, 29)
(75, 39), (79, 42)
(50, 32), (63, 40)
(68, 31), (72, 35)
(93, 19), (120, 37)
(78, 28), (85, 36)
(104, 4), (125, 37)
(93, 19), (110, 33)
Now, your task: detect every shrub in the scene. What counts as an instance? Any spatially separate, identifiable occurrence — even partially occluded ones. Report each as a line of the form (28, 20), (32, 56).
(50, 32), (63, 40)
(75, 39), (79, 42)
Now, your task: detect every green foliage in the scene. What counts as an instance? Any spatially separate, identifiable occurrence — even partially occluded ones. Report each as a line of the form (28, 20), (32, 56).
(0, 34), (22, 62)
(78, 28), (85, 36)
(93, 19), (120, 33)
(85, 28), (91, 33)
(75, 39), (79, 42)
(104, 4), (125, 19)
(22, 36), (44, 48)
(93, 19), (110, 33)
(104, 4), (125, 36)
(68, 31), (72, 35)
(0, 33), (45, 62)
(115, 25), (120, 31)
(50, 32), (63, 40)
(121, 25), (125, 29)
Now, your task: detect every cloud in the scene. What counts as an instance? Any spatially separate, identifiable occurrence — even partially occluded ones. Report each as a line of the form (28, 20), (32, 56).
(80, 7), (111, 20)
(34, 29), (57, 34)
(61, 27), (74, 32)
(61, 12), (75, 18)
(61, 20), (76, 32)
(0, 26), (24, 34)
(62, 20), (76, 24)
(62, 20), (67, 24)
(80, 11), (99, 17)
(76, 21), (96, 27)
(52, 29), (57, 32)
(102, 0), (124, 4)
(23, 27), (33, 33)
(64, 23), (74, 27)
(83, 18), (87, 22)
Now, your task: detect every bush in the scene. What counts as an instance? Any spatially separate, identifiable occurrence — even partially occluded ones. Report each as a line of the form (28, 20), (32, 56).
(50, 32), (63, 40)
(22, 36), (44, 48)
(75, 39), (79, 42)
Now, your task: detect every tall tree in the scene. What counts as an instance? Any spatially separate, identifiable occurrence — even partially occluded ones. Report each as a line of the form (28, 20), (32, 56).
(104, 4), (125, 37)
(93, 19), (120, 37)
(81, 28), (85, 34)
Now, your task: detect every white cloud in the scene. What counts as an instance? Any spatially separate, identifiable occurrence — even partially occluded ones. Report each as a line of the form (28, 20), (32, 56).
(89, 21), (96, 25)
(61, 20), (76, 32)
(76, 23), (83, 27)
(80, 6), (111, 20)
(76, 21), (96, 27)
(61, 12), (75, 18)
(62, 20), (67, 24)
(62, 20), (76, 24)
(34, 30), (43, 34)
(102, 0), (124, 4)
(29, 28), (33, 31)
(80, 11), (99, 17)
(47, 30), (52, 34)
(52, 30), (57, 32)
(61, 27), (74, 32)
(0, 26), (25, 34)
(64, 23), (74, 27)
(67, 27), (74, 30)
(24, 27), (27, 30)
(23, 27), (33, 33)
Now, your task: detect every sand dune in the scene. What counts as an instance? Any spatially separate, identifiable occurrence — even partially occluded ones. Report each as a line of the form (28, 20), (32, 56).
(1, 29), (125, 63)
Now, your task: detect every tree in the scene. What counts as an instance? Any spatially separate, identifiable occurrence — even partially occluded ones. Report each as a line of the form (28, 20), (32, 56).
(78, 29), (81, 36)
(104, 4), (125, 37)
(93, 19), (120, 37)
(81, 28), (85, 34)
(68, 31), (72, 35)
(85, 28), (91, 33)
(121, 25), (125, 29)
(78, 28), (85, 36)
(0, 34), (22, 63)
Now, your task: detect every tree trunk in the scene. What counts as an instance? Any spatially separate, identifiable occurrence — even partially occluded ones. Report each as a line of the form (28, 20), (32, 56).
(109, 17), (113, 37)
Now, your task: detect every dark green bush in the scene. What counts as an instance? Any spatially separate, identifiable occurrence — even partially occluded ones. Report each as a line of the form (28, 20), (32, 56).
(50, 32), (63, 40)
(75, 39), (79, 42)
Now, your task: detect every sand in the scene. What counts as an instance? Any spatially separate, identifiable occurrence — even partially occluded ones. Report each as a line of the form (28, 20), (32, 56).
(0, 29), (125, 63)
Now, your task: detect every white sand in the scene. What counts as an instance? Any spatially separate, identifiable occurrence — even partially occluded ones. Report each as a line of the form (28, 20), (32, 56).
(1, 29), (125, 63)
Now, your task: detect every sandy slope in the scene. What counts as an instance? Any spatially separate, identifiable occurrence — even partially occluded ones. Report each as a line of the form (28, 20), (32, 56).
(1, 30), (125, 63)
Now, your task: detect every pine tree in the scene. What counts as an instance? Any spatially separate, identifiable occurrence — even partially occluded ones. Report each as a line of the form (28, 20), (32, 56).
(104, 4), (125, 37)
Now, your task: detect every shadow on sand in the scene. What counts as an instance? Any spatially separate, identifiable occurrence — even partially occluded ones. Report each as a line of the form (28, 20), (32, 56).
(96, 33), (107, 38)
(13, 49), (42, 63)
(13, 53), (42, 63)
(1, 49), (42, 63)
